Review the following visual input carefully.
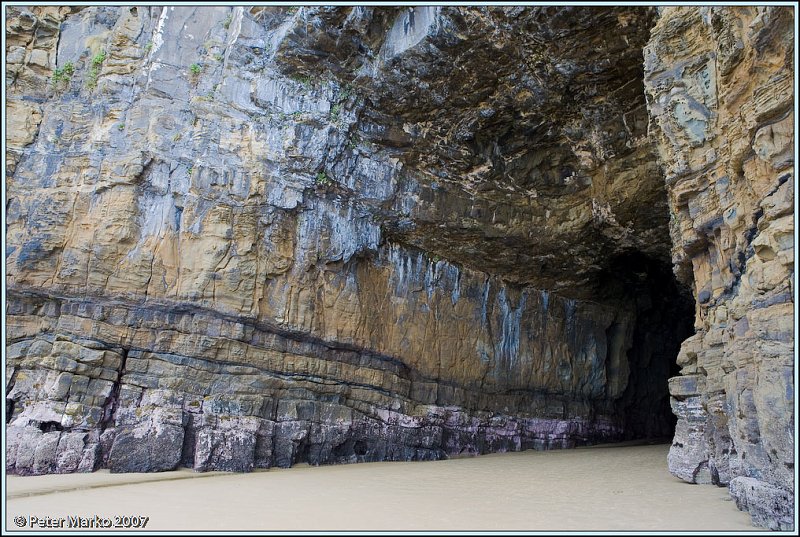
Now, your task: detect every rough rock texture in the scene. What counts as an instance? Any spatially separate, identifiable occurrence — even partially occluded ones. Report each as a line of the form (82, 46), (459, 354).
(3, 5), (792, 530)
(644, 6), (794, 531)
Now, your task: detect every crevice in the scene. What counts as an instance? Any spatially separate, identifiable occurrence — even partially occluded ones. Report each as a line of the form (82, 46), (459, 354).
(353, 440), (368, 456)
(180, 415), (198, 469)
(6, 367), (19, 424)
(100, 348), (128, 433)
(38, 421), (64, 433)
(6, 399), (15, 424)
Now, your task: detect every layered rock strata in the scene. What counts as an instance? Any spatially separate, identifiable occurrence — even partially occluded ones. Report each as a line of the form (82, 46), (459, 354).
(644, 6), (795, 531)
(3, 4), (793, 531)
(5, 5), (685, 471)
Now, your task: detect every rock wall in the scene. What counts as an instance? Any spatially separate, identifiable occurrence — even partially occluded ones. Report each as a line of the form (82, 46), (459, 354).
(644, 6), (794, 530)
(5, 4), (682, 471)
(4, 5), (793, 530)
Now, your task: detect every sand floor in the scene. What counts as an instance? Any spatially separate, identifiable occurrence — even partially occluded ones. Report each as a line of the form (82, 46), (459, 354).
(5, 442), (760, 532)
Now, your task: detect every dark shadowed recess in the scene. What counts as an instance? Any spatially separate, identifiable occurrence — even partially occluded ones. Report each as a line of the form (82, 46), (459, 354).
(598, 250), (695, 441)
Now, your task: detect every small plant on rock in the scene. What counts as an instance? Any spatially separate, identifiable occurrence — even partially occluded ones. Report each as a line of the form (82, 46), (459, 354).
(315, 171), (332, 187)
(291, 74), (312, 87)
(188, 63), (204, 87)
(92, 50), (107, 66)
(347, 133), (361, 150)
(51, 61), (75, 87)
(339, 83), (354, 101)
(60, 62), (75, 77)
(330, 103), (342, 122)
(85, 50), (106, 90)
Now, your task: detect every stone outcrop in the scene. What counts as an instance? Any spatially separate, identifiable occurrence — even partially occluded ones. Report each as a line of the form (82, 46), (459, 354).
(644, 6), (794, 531)
(4, 5), (793, 530)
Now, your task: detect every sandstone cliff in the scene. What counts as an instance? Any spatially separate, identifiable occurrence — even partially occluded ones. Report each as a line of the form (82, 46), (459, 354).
(644, 6), (795, 530)
(4, 6), (794, 530)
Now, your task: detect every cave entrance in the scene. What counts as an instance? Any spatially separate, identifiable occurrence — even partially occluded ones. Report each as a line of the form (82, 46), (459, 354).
(599, 250), (695, 441)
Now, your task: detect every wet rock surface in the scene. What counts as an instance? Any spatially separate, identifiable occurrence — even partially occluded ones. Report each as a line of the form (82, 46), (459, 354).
(4, 6), (793, 530)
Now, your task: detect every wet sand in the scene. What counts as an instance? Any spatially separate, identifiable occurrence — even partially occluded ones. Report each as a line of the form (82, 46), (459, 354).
(6, 443), (759, 531)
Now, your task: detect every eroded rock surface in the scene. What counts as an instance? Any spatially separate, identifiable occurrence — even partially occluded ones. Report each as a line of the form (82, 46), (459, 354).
(644, 6), (794, 531)
(4, 5), (792, 530)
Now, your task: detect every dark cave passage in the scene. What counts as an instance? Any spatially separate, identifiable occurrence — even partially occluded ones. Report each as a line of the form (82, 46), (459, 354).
(599, 251), (695, 440)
